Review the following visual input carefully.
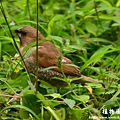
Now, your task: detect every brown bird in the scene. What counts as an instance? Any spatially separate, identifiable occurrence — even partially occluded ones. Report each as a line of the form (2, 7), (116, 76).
(15, 26), (104, 87)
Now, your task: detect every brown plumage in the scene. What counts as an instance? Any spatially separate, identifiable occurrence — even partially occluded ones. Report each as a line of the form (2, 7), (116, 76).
(15, 26), (104, 87)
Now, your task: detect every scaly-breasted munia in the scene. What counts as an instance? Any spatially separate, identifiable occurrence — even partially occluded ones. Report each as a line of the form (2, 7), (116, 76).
(15, 26), (104, 87)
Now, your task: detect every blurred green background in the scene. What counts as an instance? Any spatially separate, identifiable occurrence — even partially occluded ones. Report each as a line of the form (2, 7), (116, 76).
(0, 0), (120, 120)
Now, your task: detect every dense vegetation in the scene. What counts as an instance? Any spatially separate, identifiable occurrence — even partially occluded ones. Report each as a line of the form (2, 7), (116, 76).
(0, 0), (120, 120)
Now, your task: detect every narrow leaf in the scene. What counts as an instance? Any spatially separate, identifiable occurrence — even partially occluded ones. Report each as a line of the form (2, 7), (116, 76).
(81, 45), (111, 71)
(45, 106), (61, 120)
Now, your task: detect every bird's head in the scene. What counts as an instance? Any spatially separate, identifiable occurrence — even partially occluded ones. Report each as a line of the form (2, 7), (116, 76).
(15, 26), (45, 46)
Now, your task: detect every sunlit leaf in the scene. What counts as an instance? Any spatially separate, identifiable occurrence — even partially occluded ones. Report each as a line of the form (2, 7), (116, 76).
(64, 98), (75, 109)
(71, 95), (90, 104)
(85, 22), (97, 36)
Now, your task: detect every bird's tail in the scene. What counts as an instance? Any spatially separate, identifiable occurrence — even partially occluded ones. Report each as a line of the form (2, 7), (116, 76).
(81, 75), (105, 87)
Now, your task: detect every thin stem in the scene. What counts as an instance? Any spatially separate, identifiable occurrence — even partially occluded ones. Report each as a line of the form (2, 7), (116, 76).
(35, 0), (39, 92)
(94, 0), (103, 31)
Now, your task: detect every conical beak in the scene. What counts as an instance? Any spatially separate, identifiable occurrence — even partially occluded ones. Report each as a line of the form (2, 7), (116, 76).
(15, 28), (21, 38)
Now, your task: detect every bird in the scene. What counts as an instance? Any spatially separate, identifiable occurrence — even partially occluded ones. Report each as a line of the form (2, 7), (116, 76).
(15, 26), (104, 88)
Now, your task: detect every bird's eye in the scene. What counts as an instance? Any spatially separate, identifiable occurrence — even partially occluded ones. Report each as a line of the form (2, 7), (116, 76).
(21, 31), (27, 36)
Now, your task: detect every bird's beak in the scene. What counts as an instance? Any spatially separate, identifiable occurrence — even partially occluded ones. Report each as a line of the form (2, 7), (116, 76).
(15, 28), (22, 38)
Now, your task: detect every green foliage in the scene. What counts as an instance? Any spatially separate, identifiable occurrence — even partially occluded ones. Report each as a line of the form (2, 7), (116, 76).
(0, 0), (120, 119)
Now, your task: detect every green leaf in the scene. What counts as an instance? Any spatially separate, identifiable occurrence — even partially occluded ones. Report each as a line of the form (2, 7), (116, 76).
(81, 45), (111, 71)
(36, 92), (45, 100)
(70, 108), (85, 119)
(23, 46), (38, 58)
(45, 106), (61, 120)
(45, 93), (61, 99)
(96, 0), (112, 7)
(85, 22), (97, 36)
(64, 98), (75, 109)
(22, 90), (41, 114)
(107, 73), (119, 80)
(110, 89), (120, 100)
(0, 105), (40, 120)
(103, 97), (120, 108)
(19, 109), (29, 119)
(48, 17), (56, 35)
(105, 89), (115, 94)
(0, 41), (1, 61)
(110, 114), (120, 120)
(49, 35), (63, 44)
(116, 0), (120, 7)
(22, 40), (46, 55)
(90, 38), (112, 44)
(71, 95), (90, 104)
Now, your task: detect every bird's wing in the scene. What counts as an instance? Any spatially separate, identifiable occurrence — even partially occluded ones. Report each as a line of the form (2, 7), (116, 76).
(59, 56), (81, 76)
(32, 41), (81, 76)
